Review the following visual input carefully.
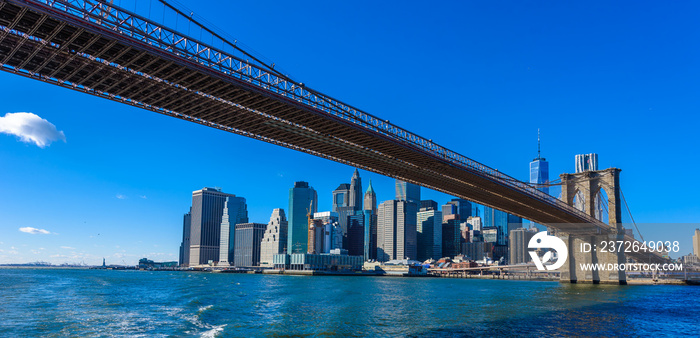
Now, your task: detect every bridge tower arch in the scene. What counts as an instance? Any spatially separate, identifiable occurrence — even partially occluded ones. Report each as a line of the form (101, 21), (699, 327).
(560, 168), (622, 229)
(557, 168), (627, 284)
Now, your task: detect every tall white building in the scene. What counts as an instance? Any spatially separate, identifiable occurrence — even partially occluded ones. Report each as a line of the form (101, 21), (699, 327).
(693, 228), (700, 258)
(575, 153), (598, 173)
(467, 216), (482, 232)
(377, 200), (417, 262)
(259, 209), (288, 267)
(218, 196), (249, 265)
(313, 211), (342, 253)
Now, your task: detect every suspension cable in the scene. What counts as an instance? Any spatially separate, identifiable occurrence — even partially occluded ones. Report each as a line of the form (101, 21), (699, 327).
(157, 0), (290, 81)
(620, 188), (644, 242)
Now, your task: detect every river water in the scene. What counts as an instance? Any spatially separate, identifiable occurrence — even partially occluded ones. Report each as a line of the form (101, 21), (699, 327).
(0, 268), (697, 337)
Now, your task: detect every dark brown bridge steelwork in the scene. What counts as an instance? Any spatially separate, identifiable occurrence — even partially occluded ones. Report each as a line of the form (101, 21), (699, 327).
(0, 0), (665, 263)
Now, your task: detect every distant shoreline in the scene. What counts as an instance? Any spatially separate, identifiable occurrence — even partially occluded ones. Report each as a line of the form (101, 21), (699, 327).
(0, 265), (92, 269)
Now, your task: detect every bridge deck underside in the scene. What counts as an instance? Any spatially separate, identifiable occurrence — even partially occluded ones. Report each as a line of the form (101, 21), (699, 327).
(0, 1), (609, 235)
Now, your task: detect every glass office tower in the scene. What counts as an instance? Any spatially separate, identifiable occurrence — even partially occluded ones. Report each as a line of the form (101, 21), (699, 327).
(395, 179), (420, 204)
(575, 153), (598, 173)
(179, 209), (191, 266)
(530, 130), (550, 196)
(417, 208), (442, 261)
(530, 130), (549, 232)
(288, 181), (318, 254)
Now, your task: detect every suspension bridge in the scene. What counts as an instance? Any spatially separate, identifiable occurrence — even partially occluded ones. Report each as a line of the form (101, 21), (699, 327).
(0, 0), (669, 282)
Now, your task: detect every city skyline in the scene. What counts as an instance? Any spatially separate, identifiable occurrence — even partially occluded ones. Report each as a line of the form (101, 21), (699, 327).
(2, 0), (700, 265)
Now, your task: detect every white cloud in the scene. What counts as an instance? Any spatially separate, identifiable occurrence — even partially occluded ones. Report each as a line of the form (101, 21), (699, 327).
(60, 246), (75, 250)
(0, 112), (66, 148)
(19, 227), (51, 235)
(116, 194), (127, 199)
(140, 195), (147, 199)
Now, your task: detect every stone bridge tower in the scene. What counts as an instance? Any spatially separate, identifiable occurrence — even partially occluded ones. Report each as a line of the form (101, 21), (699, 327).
(557, 168), (627, 284)
(561, 168), (623, 229)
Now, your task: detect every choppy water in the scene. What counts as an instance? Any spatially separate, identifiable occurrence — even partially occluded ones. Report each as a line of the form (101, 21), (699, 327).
(0, 268), (698, 337)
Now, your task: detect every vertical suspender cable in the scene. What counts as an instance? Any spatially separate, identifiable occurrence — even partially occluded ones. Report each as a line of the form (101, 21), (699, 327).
(621, 189), (644, 242)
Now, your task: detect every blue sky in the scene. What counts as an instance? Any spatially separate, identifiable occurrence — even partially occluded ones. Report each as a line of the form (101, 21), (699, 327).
(1, 0), (698, 264)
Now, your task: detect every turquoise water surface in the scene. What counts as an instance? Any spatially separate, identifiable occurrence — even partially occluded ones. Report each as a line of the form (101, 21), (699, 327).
(0, 268), (698, 337)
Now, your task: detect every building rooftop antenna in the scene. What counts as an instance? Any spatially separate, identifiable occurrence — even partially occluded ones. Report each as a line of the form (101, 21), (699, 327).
(537, 128), (541, 159)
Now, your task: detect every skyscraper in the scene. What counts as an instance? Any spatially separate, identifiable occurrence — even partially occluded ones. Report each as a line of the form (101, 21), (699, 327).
(308, 218), (324, 254)
(482, 226), (500, 244)
(483, 207), (522, 246)
(394, 179), (419, 260)
(233, 223), (266, 267)
(442, 203), (457, 223)
(442, 218), (460, 258)
(336, 205), (357, 246)
(348, 168), (363, 211)
(332, 183), (350, 213)
(218, 196), (249, 265)
(694, 229), (700, 258)
(575, 153), (598, 173)
(260, 208), (288, 267)
(482, 206), (503, 231)
(395, 179), (420, 204)
(420, 200), (438, 211)
(377, 200), (417, 261)
(363, 180), (378, 261)
(188, 187), (239, 266)
(507, 214), (523, 241)
(288, 181), (318, 254)
(364, 180), (377, 213)
(467, 216), (482, 232)
(313, 211), (341, 253)
(179, 209), (191, 267)
(529, 130), (550, 232)
(346, 214), (365, 256)
(446, 199), (473, 219)
(530, 129), (550, 195)
(334, 169), (364, 248)
(509, 227), (537, 265)
(417, 208), (442, 261)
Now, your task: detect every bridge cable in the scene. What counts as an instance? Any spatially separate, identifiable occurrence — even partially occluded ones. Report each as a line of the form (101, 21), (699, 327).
(157, 0), (291, 81)
(620, 188), (644, 242)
